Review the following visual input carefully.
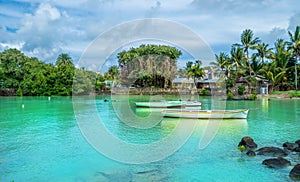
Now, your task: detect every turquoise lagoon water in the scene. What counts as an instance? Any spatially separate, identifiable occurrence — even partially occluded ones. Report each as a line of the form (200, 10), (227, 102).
(0, 96), (300, 181)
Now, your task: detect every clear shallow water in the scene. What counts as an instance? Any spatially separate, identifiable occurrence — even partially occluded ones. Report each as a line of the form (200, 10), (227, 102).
(0, 96), (299, 181)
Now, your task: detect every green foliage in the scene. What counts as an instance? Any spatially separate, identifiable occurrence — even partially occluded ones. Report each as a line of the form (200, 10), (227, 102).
(227, 90), (234, 100)
(238, 85), (245, 95)
(73, 69), (96, 95)
(199, 88), (209, 96)
(117, 44), (182, 67)
(16, 87), (22, 96)
(249, 90), (257, 100)
(186, 60), (206, 83)
(118, 45), (182, 88)
(226, 78), (235, 89)
(0, 49), (88, 96)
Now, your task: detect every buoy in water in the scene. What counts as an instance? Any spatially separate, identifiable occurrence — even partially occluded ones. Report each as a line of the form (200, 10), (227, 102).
(22, 104), (24, 109)
(48, 96), (51, 101)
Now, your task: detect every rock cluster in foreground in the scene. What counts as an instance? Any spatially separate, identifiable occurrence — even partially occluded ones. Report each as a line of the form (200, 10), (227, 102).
(238, 136), (300, 180)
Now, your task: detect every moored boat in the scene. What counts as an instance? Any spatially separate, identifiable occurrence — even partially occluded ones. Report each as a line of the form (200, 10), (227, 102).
(135, 101), (185, 108)
(135, 101), (202, 109)
(161, 109), (249, 119)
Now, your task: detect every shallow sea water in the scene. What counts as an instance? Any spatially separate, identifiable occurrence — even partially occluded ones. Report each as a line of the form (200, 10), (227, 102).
(0, 96), (299, 181)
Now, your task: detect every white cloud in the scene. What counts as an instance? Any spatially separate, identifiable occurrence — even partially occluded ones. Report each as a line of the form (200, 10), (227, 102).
(0, 0), (299, 64)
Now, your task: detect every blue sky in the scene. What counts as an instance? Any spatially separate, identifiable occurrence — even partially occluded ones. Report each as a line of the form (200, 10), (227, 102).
(1, 0), (300, 67)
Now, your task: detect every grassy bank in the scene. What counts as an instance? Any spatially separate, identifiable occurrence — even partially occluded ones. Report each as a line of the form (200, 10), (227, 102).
(270, 90), (300, 98)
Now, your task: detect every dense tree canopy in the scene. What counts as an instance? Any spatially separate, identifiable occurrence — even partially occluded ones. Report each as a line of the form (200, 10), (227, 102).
(117, 44), (182, 88)
(0, 49), (109, 96)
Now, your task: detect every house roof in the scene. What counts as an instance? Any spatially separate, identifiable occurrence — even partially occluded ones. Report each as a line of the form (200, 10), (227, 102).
(237, 75), (269, 83)
(196, 79), (218, 83)
(173, 77), (194, 84)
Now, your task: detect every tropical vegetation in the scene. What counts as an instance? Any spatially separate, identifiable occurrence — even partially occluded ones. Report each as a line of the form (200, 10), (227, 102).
(211, 26), (300, 95)
(0, 49), (109, 96)
(117, 44), (182, 88)
(0, 25), (299, 96)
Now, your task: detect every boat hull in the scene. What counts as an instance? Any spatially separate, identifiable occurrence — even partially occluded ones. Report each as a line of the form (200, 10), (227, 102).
(135, 101), (201, 108)
(162, 109), (249, 119)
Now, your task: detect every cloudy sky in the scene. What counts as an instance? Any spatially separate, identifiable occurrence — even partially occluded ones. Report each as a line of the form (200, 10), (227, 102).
(1, 0), (300, 66)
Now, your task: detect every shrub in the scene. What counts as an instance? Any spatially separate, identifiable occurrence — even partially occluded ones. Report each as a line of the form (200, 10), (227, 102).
(199, 88), (209, 96)
(16, 87), (22, 96)
(227, 90), (234, 100)
(238, 85), (245, 95)
(249, 90), (257, 100)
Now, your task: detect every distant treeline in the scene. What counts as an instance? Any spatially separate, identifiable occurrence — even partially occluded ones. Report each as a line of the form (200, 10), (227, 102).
(0, 49), (114, 96)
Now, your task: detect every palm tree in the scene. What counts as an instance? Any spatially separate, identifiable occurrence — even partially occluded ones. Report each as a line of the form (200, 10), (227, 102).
(55, 53), (74, 67)
(230, 46), (246, 78)
(211, 52), (231, 78)
(186, 61), (194, 79)
(235, 29), (261, 76)
(287, 26), (300, 90)
(186, 60), (205, 84)
(211, 52), (230, 70)
(255, 43), (273, 65)
(250, 55), (263, 75)
(192, 60), (206, 83)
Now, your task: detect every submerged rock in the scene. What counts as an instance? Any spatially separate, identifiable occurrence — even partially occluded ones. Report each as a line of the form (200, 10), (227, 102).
(246, 150), (256, 156)
(238, 136), (258, 150)
(262, 157), (291, 168)
(256, 147), (288, 157)
(283, 142), (299, 151)
(290, 164), (300, 180)
(294, 147), (300, 152)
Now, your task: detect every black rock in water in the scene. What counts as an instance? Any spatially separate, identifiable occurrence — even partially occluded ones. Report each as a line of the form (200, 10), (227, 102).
(294, 147), (300, 152)
(290, 164), (300, 180)
(246, 150), (256, 156)
(238, 136), (258, 150)
(283, 142), (299, 151)
(262, 157), (291, 168)
(256, 147), (288, 157)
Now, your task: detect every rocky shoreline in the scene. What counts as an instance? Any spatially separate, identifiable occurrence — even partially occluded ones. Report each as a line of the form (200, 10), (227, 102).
(238, 136), (300, 180)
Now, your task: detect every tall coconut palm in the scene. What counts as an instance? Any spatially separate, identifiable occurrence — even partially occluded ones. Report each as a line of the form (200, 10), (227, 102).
(211, 52), (230, 70)
(230, 46), (246, 78)
(255, 43), (273, 65)
(235, 29), (261, 76)
(273, 39), (290, 69)
(192, 60), (206, 83)
(211, 52), (231, 78)
(56, 53), (74, 68)
(287, 26), (300, 90)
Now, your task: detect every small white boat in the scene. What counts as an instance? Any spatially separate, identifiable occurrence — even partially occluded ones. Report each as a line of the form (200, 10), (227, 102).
(185, 101), (202, 107)
(135, 101), (201, 108)
(135, 101), (185, 108)
(161, 109), (249, 119)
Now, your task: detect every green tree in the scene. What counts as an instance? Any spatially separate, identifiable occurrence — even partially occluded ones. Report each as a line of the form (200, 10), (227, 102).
(211, 52), (231, 78)
(287, 26), (300, 90)
(230, 46), (246, 78)
(255, 43), (273, 65)
(236, 29), (261, 76)
(0, 48), (28, 89)
(186, 60), (205, 84)
(107, 65), (119, 80)
(55, 53), (75, 95)
(118, 44), (182, 88)
(56, 53), (74, 68)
